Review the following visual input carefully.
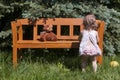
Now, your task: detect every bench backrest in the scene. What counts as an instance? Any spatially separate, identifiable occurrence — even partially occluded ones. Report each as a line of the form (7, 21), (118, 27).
(11, 18), (105, 49)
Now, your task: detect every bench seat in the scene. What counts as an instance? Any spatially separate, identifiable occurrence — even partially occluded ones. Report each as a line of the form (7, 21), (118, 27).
(17, 40), (80, 48)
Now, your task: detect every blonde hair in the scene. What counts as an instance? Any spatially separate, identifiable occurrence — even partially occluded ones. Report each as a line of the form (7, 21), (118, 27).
(83, 14), (97, 30)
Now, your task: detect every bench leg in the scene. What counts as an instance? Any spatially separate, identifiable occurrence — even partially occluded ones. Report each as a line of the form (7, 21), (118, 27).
(18, 48), (23, 60)
(13, 47), (17, 68)
(97, 55), (102, 64)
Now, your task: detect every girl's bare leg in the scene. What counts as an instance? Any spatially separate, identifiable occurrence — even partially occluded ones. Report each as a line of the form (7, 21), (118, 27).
(81, 55), (88, 72)
(91, 56), (97, 72)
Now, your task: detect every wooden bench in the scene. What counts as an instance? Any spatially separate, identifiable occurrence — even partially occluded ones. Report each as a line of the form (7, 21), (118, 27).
(11, 18), (105, 66)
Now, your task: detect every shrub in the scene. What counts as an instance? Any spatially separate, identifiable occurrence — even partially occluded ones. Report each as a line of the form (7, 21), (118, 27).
(0, 1), (120, 55)
(22, 2), (120, 55)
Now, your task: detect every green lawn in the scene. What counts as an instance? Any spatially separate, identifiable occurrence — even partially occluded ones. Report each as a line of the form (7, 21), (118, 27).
(0, 51), (120, 80)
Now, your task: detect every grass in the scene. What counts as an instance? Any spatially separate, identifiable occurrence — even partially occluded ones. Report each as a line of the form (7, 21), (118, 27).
(0, 51), (120, 80)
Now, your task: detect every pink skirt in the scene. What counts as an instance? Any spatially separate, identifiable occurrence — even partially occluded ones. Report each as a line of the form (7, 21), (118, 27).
(82, 44), (98, 56)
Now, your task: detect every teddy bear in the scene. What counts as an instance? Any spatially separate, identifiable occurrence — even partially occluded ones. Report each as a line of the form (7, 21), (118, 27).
(39, 24), (57, 41)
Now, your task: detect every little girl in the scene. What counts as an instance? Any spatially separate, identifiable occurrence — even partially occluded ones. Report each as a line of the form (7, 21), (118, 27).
(79, 14), (101, 72)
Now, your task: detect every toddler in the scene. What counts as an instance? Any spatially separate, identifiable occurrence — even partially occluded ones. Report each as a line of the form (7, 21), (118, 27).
(79, 14), (101, 72)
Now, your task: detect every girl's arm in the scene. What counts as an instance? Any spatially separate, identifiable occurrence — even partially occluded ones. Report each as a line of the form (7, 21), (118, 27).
(96, 31), (99, 43)
(79, 30), (83, 41)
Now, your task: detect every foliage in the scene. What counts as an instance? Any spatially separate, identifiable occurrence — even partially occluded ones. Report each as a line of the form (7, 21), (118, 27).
(0, 0), (120, 55)
(0, 1), (12, 18)
(0, 0), (29, 49)
(22, 1), (120, 55)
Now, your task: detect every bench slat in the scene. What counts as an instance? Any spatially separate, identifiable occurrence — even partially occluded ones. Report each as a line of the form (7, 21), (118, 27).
(37, 35), (79, 40)
(33, 25), (37, 40)
(17, 18), (83, 25)
(17, 40), (79, 48)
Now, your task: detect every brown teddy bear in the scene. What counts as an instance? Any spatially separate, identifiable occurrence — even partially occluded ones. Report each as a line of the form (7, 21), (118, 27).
(39, 24), (57, 41)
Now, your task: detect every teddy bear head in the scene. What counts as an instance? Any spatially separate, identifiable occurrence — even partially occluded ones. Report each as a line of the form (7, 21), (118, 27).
(39, 24), (57, 41)
(43, 24), (53, 32)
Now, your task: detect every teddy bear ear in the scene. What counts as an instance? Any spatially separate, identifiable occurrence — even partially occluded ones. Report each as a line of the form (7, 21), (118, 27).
(49, 24), (53, 28)
(43, 24), (48, 30)
(43, 24), (47, 27)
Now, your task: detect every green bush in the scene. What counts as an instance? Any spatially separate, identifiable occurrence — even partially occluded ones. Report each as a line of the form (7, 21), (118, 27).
(0, 0), (120, 55)
(22, 2), (120, 55)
